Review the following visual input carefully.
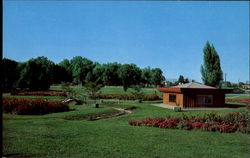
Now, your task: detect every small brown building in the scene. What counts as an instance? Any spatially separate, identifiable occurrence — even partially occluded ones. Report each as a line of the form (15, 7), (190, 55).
(158, 82), (233, 108)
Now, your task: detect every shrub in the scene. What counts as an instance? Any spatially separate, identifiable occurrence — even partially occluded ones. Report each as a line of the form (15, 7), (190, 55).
(89, 94), (160, 101)
(225, 98), (250, 103)
(11, 91), (67, 97)
(128, 112), (249, 133)
(3, 98), (69, 115)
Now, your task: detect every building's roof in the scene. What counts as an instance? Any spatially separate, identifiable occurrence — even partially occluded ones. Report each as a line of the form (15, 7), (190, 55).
(172, 82), (216, 89)
(158, 82), (233, 94)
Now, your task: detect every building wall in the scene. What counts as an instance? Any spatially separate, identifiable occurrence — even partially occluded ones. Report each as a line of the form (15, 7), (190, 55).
(163, 93), (184, 107)
(212, 93), (225, 107)
(183, 94), (196, 108)
(163, 92), (226, 108)
(183, 93), (225, 108)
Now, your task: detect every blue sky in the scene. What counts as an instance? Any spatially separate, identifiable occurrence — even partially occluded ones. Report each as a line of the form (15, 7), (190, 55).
(3, 1), (249, 83)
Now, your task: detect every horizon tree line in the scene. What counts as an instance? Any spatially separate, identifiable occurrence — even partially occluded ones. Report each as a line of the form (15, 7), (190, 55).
(2, 56), (165, 91)
(2, 41), (227, 91)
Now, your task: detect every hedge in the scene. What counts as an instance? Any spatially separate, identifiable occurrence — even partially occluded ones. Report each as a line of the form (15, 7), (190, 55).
(3, 98), (69, 115)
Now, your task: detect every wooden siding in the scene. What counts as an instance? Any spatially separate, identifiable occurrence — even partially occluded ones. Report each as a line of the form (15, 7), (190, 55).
(183, 94), (196, 108)
(163, 92), (226, 108)
(158, 87), (231, 108)
(182, 92), (226, 108)
(212, 93), (225, 107)
(163, 93), (184, 107)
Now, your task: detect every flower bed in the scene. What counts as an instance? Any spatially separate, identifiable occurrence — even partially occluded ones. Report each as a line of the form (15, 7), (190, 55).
(225, 98), (250, 104)
(89, 94), (160, 100)
(11, 91), (67, 97)
(3, 98), (69, 115)
(128, 112), (249, 133)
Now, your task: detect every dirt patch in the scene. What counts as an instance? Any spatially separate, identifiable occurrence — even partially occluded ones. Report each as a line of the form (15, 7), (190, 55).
(88, 107), (132, 121)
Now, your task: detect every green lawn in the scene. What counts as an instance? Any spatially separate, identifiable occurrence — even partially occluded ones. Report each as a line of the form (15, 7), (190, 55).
(226, 94), (249, 99)
(50, 85), (162, 95)
(3, 87), (249, 158)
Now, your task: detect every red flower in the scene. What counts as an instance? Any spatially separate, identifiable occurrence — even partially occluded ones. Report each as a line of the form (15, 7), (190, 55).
(128, 112), (249, 134)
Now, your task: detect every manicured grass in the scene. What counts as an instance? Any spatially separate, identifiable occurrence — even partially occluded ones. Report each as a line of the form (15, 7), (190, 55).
(100, 87), (161, 95)
(3, 96), (249, 158)
(3, 87), (249, 157)
(226, 94), (249, 99)
(50, 85), (162, 96)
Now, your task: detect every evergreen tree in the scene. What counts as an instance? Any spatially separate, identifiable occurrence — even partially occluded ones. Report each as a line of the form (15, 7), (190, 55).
(178, 75), (185, 84)
(201, 41), (223, 88)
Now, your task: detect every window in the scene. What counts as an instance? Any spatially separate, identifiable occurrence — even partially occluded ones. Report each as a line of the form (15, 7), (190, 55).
(197, 95), (213, 104)
(169, 94), (176, 102)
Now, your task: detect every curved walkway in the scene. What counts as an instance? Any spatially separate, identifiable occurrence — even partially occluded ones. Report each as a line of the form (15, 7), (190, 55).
(151, 103), (234, 111)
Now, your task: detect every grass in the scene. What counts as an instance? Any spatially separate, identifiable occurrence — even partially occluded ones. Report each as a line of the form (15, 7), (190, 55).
(50, 85), (162, 95)
(226, 93), (249, 99)
(3, 86), (250, 158)
(63, 106), (120, 120)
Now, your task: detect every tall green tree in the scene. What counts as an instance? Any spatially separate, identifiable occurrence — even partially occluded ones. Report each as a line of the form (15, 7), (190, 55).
(118, 64), (141, 91)
(18, 56), (54, 90)
(178, 75), (185, 84)
(150, 68), (165, 87)
(70, 56), (94, 85)
(201, 41), (223, 87)
(177, 75), (189, 84)
(59, 59), (72, 73)
(52, 64), (72, 84)
(91, 63), (105, 85)
(2, 58), (20, 91)
(102, 62), (122, 86)
(141, 67), (152, 87)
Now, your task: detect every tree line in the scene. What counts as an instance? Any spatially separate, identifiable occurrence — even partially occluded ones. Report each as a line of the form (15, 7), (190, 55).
(2, 41), (226, 92)
(2, 56), (165, 91)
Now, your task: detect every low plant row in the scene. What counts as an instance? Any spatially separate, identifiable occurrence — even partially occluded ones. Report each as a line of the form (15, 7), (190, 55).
(3, 98), (69, 115)
(89, 94), (160, 100)
(129, 112), (249, 133)
(225, 98), (250, 104)
(11, 91), (67, 97)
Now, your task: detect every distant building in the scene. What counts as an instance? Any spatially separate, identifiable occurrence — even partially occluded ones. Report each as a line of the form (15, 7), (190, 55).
(241, 84), (250, 89)
(158, 82), (233, 108)
(166, 79), (178, 83)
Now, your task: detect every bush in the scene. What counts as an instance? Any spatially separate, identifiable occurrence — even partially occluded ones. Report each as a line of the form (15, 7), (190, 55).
(3, 98), (69, 115)
(89, 94), (160, 100)
(11, 91), (67, 97)
(225, 98), (250, 103)
(128, 112), (249, 133)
